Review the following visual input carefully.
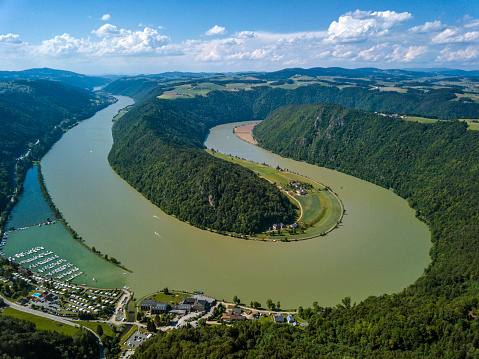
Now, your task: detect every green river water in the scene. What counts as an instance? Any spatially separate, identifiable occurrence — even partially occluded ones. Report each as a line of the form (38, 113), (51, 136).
(3, 97), (431, 308)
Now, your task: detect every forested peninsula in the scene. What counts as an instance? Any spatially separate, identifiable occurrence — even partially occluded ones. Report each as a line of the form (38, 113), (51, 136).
(108, 91), (296, 234)
(0, 80), (112, 229)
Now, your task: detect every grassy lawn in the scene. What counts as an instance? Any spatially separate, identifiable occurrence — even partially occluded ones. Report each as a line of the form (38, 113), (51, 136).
(159, 82), (229, 99)
(377, 86), (407, 93)
(149, 291), (191, 305)
(209, 152), (323, 190)
(112, 109), (128, 122)
(1, 307), (79, 336)
(460, 119), (479, 131)
(403, 116), (479, 131)
(76, 320), (116, 337)
(208, 150), (343, 240)
(256, 314), (273, 324)
(403, 116), (439, 124)
(127, 296), (136, 322)
(295, 193), (322, 224)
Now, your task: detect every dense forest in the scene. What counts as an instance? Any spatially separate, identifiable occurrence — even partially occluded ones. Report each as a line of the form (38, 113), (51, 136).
(108, 91), (296, 234)
(0, 80), (111, 230)
(0, 315), (99, 359)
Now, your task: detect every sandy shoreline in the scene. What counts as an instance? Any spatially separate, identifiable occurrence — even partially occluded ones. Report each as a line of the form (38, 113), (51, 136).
(234, 124), (258, 145)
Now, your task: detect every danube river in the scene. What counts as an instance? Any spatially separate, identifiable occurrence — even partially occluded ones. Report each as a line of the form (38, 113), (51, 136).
(6, 97), (431, 308)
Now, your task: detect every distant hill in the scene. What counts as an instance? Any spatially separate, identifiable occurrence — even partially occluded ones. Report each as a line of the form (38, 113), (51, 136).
(404, 68), (479, 77)
(254, 66), (432, 80)
(0, 68), (110, 90)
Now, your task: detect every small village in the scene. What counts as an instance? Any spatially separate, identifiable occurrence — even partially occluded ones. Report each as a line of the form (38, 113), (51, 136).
(0, 256), (308, 358)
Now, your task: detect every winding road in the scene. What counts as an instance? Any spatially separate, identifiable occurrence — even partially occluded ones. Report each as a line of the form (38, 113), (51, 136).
(1, 295), (106, 359)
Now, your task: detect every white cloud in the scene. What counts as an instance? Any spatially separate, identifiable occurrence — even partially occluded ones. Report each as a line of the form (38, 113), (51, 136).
(92, 24), (122, 37)
(388, 45), (429, 62)
(36, 33), (93, 56)
(355, 43), (390, 61)
(432, 27), (479, 44)
(0, 33), (22, 44)
(205, 25), (227, 36)
(464, 19), (479, 29)
(410, 21), (444, 33)
(4, 11), (479, 73)
(332, 45), (357, 58)
(326, 10), (412, 43)
(36, 26), (170, 57)
(353, 43), (429, 63)
(438, 45), (479, 62)
(101, 14), (111, 21)
(226, 48), (271, 60)
(95, 27), (170, 55)
(235, 31), (256, 39)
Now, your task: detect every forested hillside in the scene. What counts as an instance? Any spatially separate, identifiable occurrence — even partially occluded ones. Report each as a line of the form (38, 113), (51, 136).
(103, 78), (162, 101)
(0, 80), (111, 229)
(107, 74), (479, 234)
(108, 91), (296, 234)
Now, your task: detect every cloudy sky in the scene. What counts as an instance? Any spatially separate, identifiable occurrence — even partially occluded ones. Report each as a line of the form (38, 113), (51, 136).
(0, 0), (478, 75)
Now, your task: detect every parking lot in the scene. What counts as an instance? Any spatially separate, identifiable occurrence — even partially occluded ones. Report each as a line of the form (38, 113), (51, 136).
(123, 330), (152, 348)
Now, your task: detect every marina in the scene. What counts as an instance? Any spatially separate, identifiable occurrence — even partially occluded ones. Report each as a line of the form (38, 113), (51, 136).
(1, 165), (126, 289)
(8, 245), (84, 282)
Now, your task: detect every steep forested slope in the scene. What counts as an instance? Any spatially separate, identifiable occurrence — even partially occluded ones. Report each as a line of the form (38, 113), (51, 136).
(103, 78), (162, 102)
(0, 80), (111, 227)
(108, 91), (296, 234)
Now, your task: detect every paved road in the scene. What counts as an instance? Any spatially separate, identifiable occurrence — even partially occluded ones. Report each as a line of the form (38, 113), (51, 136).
(1, 295), (106, 359)
(107, 288), (132, 326)
(221, 302), (297, 316)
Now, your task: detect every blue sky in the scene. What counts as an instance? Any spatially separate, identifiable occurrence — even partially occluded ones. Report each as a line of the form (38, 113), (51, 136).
(0, 0), (478, 74)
